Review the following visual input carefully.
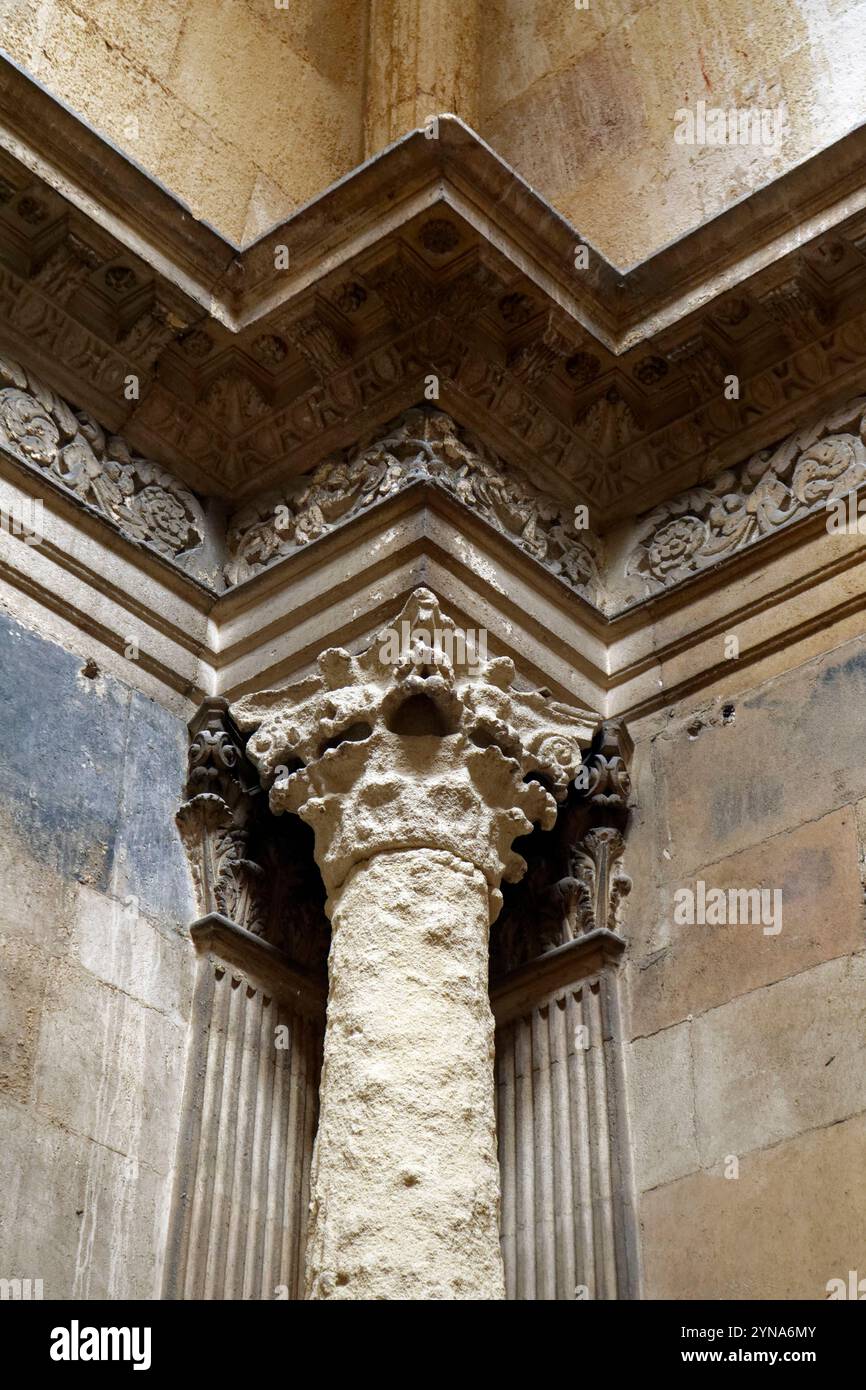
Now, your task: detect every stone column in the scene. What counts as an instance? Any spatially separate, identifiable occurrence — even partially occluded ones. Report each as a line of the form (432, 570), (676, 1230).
(233, 589), (596, 1300)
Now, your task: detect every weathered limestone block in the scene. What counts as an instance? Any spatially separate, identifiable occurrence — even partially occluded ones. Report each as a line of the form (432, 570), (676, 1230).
(631, 804), (863, 1037)
(691, 952), (866, 1167)
(650, 633), (866, 880)
(233, 587), (598, 1299)
(640, 1110), (866, 1300)
(626, 1021), (700, 1195)
(0, 1094), (171, 1300)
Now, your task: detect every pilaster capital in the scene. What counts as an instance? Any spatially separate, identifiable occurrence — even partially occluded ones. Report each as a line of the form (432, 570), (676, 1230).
(176, 697), (265, 932)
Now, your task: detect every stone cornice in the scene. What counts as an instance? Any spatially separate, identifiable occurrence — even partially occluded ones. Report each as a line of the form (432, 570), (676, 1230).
(490, 928), (626, 1026)
(5, 56), (866, 524)
(190, 913), (327, 1018)
(3, 343), (864, 636)
(5, 50), (866, 340)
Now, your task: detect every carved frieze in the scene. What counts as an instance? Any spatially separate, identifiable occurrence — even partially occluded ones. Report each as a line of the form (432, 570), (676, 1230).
(4, 326), (865, 616)
(577, 387), (638, 453)
(30, 235), (102, 307)
(224, 407), (600, 597)
(0, 351), (205, 562)
(627, 395), (866, 593)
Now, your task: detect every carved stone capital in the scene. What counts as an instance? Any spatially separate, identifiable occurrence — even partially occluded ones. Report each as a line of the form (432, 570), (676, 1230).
(232, 587), (597, 919)
(565, 718), (634, 936)
(176, 697), (266, 934)
(490, 716), (634, 976)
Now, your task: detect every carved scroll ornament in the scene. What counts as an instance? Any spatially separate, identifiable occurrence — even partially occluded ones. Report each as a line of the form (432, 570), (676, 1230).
(628, 396), (866, 591)
(0, 352), (204, 560)
(224, 408), (599, 596)
(491, 719), (633, 976)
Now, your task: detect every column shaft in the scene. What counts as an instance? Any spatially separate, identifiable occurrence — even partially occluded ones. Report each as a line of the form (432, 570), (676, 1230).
(305, 848), (505, 1300)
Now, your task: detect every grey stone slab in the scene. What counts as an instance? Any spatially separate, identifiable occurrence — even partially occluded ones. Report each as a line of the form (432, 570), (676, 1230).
(33, 957), (187, 1177)
(108, 689), (194, 930)
(626, 1021), (700, 1192)
(0, 1095), (170, 1299)
(0, 612), (129, 890)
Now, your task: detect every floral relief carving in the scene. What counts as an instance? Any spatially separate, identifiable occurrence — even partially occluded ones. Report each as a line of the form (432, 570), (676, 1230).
(7, 351), (865, 608)
(224, 408), (600, 595)
(0, 352), (205, 560)
(627, 396), (866, 591)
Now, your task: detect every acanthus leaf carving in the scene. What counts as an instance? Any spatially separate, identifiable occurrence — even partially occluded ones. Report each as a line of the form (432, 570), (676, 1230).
(176, 697), (268, 937)
(507, 315), (573, 386)
(490, 717), (633, 978)
(577, 387), (638, 453)
(202, 371), (270, 432)
(30, 234), (102, 307)
(232, 587), (599, 920)
(175, 792), (266, 933)
(117, 300), (191, 370)
(569, 827), (631, 936)
(284, 310), (350, 380)
(626, 395), (866, 592)
(224, 407), (600, 597)
(176, 697), (332, 970)
(0, 351), (205, 560)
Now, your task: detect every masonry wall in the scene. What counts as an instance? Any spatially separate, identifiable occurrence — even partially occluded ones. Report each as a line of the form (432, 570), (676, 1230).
(0, 610), (195, 1299)
(0, 0), (367, 244)
(624, 631), (866, 1298)
(4, 0), (866, 261)
(2, 576), (866, 1299)
(476, 0), (866, 267)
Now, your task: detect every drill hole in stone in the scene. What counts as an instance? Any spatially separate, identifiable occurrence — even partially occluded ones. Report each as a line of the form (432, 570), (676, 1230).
(469, 725), (519, 759)
(384, 694), (457, 737)
(274, 756), (305, 778)
(317, 721), (373, 756)
(523, 769), (555, 794)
